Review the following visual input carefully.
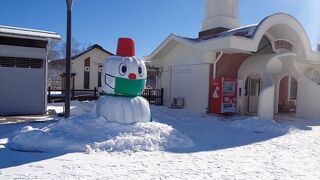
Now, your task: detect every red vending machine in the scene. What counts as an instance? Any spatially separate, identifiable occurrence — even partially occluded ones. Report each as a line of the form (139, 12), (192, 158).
(210, 77), (237, 114)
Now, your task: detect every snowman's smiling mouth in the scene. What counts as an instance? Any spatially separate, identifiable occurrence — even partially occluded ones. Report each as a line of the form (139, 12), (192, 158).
(105, 73), (115, 89)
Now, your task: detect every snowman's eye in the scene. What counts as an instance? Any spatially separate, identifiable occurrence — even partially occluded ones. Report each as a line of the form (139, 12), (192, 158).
(138, 65), (143, 77)
(119, 63), (127, 76)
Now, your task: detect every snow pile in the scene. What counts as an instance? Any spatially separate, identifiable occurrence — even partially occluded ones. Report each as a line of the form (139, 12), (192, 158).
(7, 114), (193, 153)
(229, 117), (296, 133)
(88, 121), (193, 153)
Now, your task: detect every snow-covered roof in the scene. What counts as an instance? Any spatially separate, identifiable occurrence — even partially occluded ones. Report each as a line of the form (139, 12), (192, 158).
(204, 24), (258, 39)
(0, 25), (61, 41)
(180, 24), (259, 42)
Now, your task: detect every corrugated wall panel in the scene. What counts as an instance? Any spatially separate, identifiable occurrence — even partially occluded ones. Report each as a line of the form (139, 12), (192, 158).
(0, 67), (45, 115)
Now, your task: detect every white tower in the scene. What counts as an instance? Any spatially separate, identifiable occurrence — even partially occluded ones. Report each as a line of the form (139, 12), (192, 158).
(201, 0), (240, 32)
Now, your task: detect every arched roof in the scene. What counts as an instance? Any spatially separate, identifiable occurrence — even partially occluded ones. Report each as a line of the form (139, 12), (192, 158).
(250, 13), (313, 56)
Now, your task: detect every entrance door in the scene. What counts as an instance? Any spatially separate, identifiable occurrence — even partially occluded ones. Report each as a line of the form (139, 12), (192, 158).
(278, 76), (297, 114)
(244, 74), (261, 113)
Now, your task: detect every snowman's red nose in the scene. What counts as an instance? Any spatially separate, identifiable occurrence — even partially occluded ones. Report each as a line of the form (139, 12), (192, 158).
(128, 73), (137, 80)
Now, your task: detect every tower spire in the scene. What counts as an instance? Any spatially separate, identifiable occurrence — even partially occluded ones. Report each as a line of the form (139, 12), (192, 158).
(201, 0), (240, 32)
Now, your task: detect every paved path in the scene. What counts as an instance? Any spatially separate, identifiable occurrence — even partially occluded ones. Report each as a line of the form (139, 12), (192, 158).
(0, 115), (56, 124)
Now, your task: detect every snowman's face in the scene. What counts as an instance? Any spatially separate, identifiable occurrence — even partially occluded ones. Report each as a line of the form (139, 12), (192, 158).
(102, 56), (147, 96)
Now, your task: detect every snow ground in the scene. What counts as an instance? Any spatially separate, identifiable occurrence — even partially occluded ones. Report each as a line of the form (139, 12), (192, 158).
(0, 101), (319, 179)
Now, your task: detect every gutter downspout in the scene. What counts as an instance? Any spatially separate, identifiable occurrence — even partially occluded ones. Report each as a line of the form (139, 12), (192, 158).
(169, 67), (173, 105)
(208, 51), (223, 113)
(213, 51), (224, 79)
(44, 39), (51, 114)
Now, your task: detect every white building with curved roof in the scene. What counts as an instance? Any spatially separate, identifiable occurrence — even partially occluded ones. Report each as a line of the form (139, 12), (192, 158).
(145, 0), (320, 120)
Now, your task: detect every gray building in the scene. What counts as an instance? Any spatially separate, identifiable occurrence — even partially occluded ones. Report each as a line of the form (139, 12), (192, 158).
(0, 25), (60, 115)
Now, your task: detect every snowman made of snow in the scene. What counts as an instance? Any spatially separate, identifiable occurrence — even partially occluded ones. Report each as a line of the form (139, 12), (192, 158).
(96, 38), (151, 124)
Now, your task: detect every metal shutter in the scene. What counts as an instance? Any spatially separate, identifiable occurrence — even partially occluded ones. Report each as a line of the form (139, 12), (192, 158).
(0, 58), (45, 115)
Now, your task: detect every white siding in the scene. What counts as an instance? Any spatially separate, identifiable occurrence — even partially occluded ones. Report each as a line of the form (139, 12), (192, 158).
(159, 67), (172, 105)
(155, 44), (211, 113)
(72, 48), (112, 90)
(72, 58), (84, 89)
(296, 77), (320, 119)
(171, 64), (210, 112)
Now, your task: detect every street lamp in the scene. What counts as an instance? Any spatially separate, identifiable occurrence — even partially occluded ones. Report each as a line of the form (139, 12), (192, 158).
(65, 0), (73, 118)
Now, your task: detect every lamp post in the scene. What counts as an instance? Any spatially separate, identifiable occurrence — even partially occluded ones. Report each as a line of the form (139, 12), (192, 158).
(65, 0), (73, 118)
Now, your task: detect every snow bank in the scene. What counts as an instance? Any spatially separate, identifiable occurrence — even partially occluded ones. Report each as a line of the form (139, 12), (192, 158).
(7, 114), (193, 153)
(88, 122), (193, 153)
(229, 117), (296, 133)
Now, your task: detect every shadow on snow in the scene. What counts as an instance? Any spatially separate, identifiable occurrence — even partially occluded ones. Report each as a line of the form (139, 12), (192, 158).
(152, 107), (320, 153)
(0, 122), (67, 169)
(0, 106), (318, 169)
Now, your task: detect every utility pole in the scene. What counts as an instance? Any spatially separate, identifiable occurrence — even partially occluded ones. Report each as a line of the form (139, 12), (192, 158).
(65, 0), (74, 118)
(318, 0), (320, 52)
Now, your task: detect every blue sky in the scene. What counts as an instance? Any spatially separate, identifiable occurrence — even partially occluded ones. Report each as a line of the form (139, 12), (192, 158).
(0, 0), (319, 57)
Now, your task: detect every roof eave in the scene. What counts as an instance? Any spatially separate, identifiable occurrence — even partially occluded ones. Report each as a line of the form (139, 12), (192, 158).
(0, 25), (61, 41)
(0, 32), (61, 41)
(71, 44), (114, 60)
(145, 34), (198, 61)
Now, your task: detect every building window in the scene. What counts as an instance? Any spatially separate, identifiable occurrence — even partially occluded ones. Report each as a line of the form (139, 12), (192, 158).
(273, 39), (293, 53)
(256, 36), (273, 55)
(84, 57), (90, 89)
(98, 65), (103, 87)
